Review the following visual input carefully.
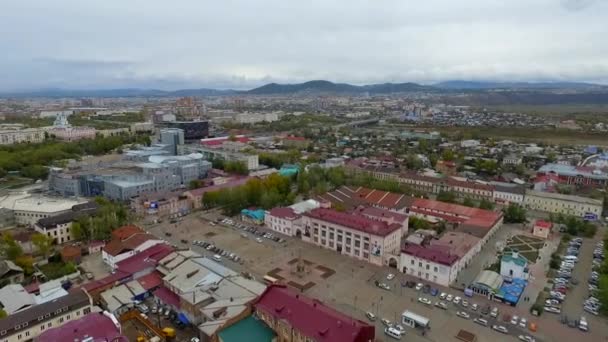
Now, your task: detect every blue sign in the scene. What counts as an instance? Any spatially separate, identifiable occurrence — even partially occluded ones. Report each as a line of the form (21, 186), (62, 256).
(149, 201), (158, 209)
(584, 213), (598, 221)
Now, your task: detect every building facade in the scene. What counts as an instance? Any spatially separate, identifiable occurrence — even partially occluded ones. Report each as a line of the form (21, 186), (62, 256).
(524, 190), (603, 218)
(0, 128), (45, 145)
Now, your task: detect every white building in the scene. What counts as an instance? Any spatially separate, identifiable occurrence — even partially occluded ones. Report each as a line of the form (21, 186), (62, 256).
(12, 196), (86, 226)
(460, 140), (480, 148)
(34, 212), (77, 244)
(39, 110), (74, 118)
(491, 183), (525, 205)
(524, 190), (603, 218)
(0, 128), (45, 145)
(500, 250), (529, 280)
(265, 207), (302, 237)
(301, 208), (403, 267)
(101, 234), (166, 268)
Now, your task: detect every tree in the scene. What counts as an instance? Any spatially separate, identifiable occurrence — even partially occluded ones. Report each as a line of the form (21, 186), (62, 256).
(15, 255), (34, 275)
(32, 233), (54, 258)
(437, 191), (457, 203)
(410, 216), (431, 230)
(441, 150), (455, 162)
(0, 233), (23, 261)
(503, 203), (527, 223)
(0, 309), (7, 319)
(462, 197), (475, 207)
(479, 198), (495, 210)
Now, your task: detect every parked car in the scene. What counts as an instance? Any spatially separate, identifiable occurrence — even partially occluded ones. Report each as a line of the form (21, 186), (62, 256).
(473, 318), (488, 326)
(492, 325), (508, 334)
(456, 311), (470, 319)
(544, 306), (561, 314)
(366, 312), (376, 321)
(435, 301), (448, 310)
(415, 283), (424, 291)
(490, 307), (499, 318)
(381, 318), (391, 327)
(386, 273), (395, 280)
(418, 297), (432, 306)
(471, 303), (478, 311)
(439, 292), (447, 300)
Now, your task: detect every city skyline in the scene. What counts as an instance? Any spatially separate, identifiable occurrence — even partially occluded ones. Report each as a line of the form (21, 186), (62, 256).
(2, 0), (608, 91)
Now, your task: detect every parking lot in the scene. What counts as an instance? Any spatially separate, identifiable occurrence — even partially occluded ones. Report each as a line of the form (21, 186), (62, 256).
(142, 213), (608, 342)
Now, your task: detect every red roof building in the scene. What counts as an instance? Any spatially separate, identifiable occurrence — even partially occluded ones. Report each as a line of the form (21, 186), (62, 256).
(60, 245), (82, 264)
(254, 285), (374, 342)
(111, 225), (144, 241)
(304, 208), (401, 237)
(35, 312), (125, 342)
(533, 220), (552, 239)
(200, 135), (249, 146)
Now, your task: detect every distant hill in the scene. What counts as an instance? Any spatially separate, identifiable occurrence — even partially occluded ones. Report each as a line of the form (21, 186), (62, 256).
(434, 80), (606, 90)
(246, 80), (434, 95)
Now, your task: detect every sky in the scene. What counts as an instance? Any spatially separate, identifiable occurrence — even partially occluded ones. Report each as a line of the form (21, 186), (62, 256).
(1, 0), (608, 91)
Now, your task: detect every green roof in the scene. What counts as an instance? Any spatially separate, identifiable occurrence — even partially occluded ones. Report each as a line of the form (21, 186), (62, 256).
(218, 315), (275, 342)
(501, 251), (527, 267)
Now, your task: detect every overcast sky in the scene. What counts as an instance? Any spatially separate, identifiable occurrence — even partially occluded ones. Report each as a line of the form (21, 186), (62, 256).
(1, 0), (607, 91)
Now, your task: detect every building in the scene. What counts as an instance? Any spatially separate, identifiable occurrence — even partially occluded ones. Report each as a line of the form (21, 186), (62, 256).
(217, 315), (275, 342)
(131, 190), (191, 218)
(460, 140), (480, 148)
(315, 186), (413, 212)
(0, 284), (35, 315)
(254, 285), (374, 342)
(524, 190), (603, 218)
(165, 121), (209, 140)
(60, 245), (82, 264)
(12, 196), (87, 226)
(0, 289), (93, 342)
(502, 154), (522, 166)
(159, 128), (185, 155)
(191, 145), (259, 171)
(0, 128), (45, 145)
(265, 208), (303, 237)
(102, 232), (166, 268)
(490, 183), (525, 205)
(532, 220), (552, 239)
(537, 163), (608, 188)
(0, 260), (24, 284)
(400, 243), (459, 286)
(301, 208), (403, 267)
(35, 311), (124, 342)
(34, 202), (97, 244)
(500, 250), (529, 280)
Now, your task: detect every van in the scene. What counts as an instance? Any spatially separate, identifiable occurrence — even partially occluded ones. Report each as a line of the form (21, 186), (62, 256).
(384, 327), (402, 340)
(563, 256), (578, 262)
(212, 254), (222, 262)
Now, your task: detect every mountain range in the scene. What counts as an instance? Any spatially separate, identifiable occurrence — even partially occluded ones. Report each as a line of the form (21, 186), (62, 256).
(1, 80), (606, 98)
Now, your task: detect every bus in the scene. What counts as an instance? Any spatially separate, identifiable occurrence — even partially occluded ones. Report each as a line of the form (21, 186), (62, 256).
(263, 275), (279, 285)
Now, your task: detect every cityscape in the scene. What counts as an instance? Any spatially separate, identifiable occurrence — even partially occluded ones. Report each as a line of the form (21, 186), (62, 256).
(1, 1), (608, 342)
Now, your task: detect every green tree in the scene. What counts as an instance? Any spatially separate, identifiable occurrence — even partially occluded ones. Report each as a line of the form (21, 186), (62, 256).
(437, 191), (457, 203)
(462, 197), (475, 207)
(15, 255), (34, 275)
(441, 150), (455, 161)
(0, 233), (23, 261)
(479, 198), (495, 210)
(0, 309), (7, 319)
(32, 233), (54, 258)
(503, 203), (527, 223)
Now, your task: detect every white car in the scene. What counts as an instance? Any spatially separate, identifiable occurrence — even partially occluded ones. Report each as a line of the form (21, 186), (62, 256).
(519, 317), (527, 329)
(366, 311), (376, 321)
(456, 311), (470, 319)
(256, 237), (263, 243)
(415, 283), (424, 291)
(490, 307), (499, 318)
(518, 335), (535, 342)
(511, 315), (519, 325)
(381, 318), (391, 327)
(418, 297), (432, 306)
(492, 325), (509, 334)
(387, 273), (395, 280)
(435, 301), (448, 310)
(439, 292), (447, 300)
(471, 303), (478, 311)
(473, 318), (488, 326)
(461, 300), (469, 308)
(544, 306), (561, 314)
(446, 294), (454, 302)
(453, 296), (461, 304)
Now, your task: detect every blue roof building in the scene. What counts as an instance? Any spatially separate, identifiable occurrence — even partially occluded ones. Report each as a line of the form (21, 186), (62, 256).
(279, 164), (299, 177)
(241, 208), (265, 224)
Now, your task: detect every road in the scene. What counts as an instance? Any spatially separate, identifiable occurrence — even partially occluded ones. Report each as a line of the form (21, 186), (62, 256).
(141, 213), (608, 342)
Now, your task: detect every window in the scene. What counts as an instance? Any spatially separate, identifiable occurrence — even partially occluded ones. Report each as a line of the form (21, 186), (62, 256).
(329, 233), (334, 240)
(426, 264), (430, 270)
(41, 325), (45, 331)
(419, 262), (422, 267)
(17, 334), (22, 340)
(25, 332), (29, 337)
(411, 260), (414, 265)
(59, 317), (64, 323)
(354, 240), (360, 248)
(354, 250), (360, 256)
(346, 238), (351, 245)
(321, 230), (326, 237)
(434, 267), (438, 272)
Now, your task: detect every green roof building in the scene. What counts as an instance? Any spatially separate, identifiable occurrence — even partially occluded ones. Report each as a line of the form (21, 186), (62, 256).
(218, 315), (276, 342)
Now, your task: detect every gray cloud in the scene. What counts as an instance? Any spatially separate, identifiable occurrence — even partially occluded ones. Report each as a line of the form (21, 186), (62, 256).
(1, 0), (608, 91)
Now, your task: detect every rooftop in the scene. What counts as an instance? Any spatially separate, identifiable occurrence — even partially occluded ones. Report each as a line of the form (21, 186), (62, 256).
(304, 208), (401, 237)
(111, 225), (145, 241)
(502, 251), (528, 267)
(526, 190), (603, 206)
(35, 312), (124, 342)
(534, 220), (552, 229)
(401, 243), (459, 266)
(254, 285), (374, 342)
(13, 196), (86, 213)
(539, 163), (608, 180)
(268, 207), (299, 220)
(411, 198), (502, 229)
(217, 315), (275, 342)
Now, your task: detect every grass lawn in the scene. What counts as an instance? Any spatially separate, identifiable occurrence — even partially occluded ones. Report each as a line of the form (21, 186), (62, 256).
(520, 250), (540, 263)
(38, 262), (77, 280)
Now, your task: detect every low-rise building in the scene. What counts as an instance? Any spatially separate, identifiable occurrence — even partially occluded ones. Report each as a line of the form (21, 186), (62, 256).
(0, 128), (45, 145)
(12, 196), (87, 226)
(102, 232), (165, 269)
(35, 311), (124, 342)
(0, 284), (35, 315)
(537, 163), (608, 188)
(532, 220), (552, 239)
(0, 260), (24, 285)
(524, 190), (603, 218)
(301, 208), (403, 267)
(254, 285), (374, 342)
(0, 289), (93, 342)
(490, 183), (525, 205)
(500, 250), (529, 280)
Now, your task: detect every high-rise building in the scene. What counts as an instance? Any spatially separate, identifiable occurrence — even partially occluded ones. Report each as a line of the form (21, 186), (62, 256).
(159, 128), (185, 155)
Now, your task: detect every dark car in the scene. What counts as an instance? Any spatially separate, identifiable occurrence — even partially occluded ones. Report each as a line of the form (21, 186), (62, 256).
(405, 281), (416, 288)
(165, 232), (172, 237)
(481, 305), (491, 315)
(180, 239), (188, 244)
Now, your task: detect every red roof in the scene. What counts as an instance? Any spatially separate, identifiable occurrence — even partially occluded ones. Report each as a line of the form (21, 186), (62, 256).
(411, 198), (502, 229)
(401, 243), (459, 266)
(254, 285), (374, 342)
(111, 225), (144, 241)
(137, 271), (164, 291)
(304, 208), (401, 237)
(535, 220), (552, 229)
(268, 207), (299, 220)
(36, 312), (124, 342)
(153, 286), (180, 307)
(82, 271), (130, 292)
(115, 243), (173, 274)
(103, 233), (159, 257)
